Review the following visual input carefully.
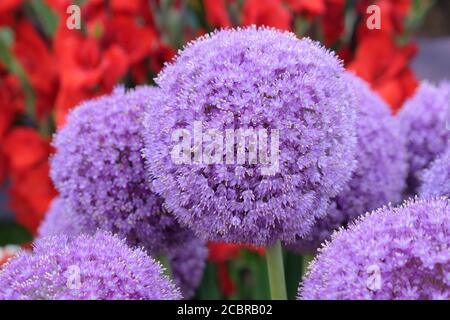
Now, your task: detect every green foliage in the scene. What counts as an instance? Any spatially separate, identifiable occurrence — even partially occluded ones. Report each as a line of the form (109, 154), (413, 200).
(0, 220), (32, 246)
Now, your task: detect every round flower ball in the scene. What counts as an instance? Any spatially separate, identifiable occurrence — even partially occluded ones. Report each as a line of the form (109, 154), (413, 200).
(143, 27), (358, 245)
(38, 197), (85, 239)
(299, 198), (450, 300)
(168, 236), (208, 299)
(50, 86), (193, 253)
(420, 147), (450, 198)
(289, 73), (408, 252)
(37, 197), (207, 299)
(397, 81), (450, 194)
(0, 231), (181, 300)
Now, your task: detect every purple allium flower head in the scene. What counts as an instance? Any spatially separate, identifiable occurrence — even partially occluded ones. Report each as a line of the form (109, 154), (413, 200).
(143, 27), (358, 245)
(397, 81), (450, 194)
(299, 198), (450, 300)
(36, 198), (207, 299)
(38, 197), (85, 239)
(168, 236), (208, 298)
(50, 86), (194, 253)
(420, 147), (450, 198)
(289, 73), (408, 252)
(0, 231), (181, 300)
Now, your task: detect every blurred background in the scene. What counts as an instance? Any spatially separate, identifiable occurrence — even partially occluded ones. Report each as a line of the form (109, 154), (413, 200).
(0, 0), (449, 298)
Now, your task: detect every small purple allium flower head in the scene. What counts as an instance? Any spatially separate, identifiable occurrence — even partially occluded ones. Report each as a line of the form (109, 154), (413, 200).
(397, 81), (450, 194)
(299, 198), (450, 300)
(50, 86), (194, 253)
(38, 197), (85, 239)
(37, 198), (207, 299)
(420, 147), (450, 198)
(0, 231), (182, 300)
(168, 236), (208, 299)
(143, 27), (358, 245)
(289, 73), (408, 252)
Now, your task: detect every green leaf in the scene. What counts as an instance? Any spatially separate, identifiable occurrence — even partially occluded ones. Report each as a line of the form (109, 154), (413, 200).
(245, 251), (270, 300)
(0, 27), (36, 120)
(0, 220), (32, 246)
(28, 0), (59, 38)
(0, 27), (13, 48)
(284, 250), (303, 300)
(194, 262), (222, 300)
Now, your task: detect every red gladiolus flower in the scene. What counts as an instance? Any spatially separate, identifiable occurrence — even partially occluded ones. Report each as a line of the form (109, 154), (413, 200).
(13, 21), (58, 119)
(209, 242), (265, 297)
(9, 161), (57, 235)
(110, 0), (142, 14)
(209, 242), (243, 263)
(54, 25), (128, 126)
(356, 0), (411, 38)
(0, 71), (23, 138)
(0, 151), (6, 185)
(0, 70), (23, 185)
(285, 0), (325, 17)
(2, 127), (56, 234)
(0, 0), (22, 14)
(375, 67), (417, 112)
(208, 242), (265, 263)
(149, 42), (176, 74)
(242, 0), (292, 31)
(320, 0), (346, 46)
(204, 0), (231, 28)
(100, 15), (158, 65)
(347, 33), (418, 112)
(2, 128), (51, 174)
(217, 262), (236, 296)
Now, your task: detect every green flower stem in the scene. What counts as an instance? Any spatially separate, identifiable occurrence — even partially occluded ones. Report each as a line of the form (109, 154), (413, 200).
(265, 240), (287, 300)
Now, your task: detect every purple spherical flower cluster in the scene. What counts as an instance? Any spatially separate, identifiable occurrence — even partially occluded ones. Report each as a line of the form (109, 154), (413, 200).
(289, 73), (408, 252)
(299, 198), (450, 300)
(0, 231), (181, 300)
(38, 197), (85, 239)
(37, 197), (206, 299)
(420, 147), (450, 198)
(143, 27), (357, 245)
(50, 86), (193, 253)
(397, 81), (450, 194)
(168, 236), (208, 298)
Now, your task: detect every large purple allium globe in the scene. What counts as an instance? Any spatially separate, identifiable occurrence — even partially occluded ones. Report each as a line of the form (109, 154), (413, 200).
(397, 81), (450, 194)
(143, 27), (358, 245)
(37, 197), (206, 299)
(0, 231), (181, 300)
(50, 86), (193, 253)
(299, 198), (450, 300)
(289, 73), (408, 252)
(420, 148), (450, 198)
